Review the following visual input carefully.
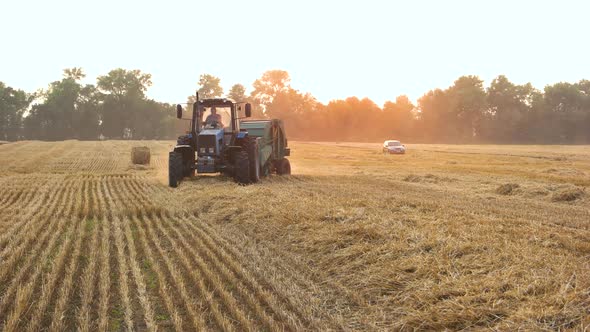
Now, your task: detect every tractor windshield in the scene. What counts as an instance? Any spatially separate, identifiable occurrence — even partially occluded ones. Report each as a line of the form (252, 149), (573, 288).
(202, 107), (232, 132)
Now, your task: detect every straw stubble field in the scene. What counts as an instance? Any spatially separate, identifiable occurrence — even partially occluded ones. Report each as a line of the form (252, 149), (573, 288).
(0, 140), (588, 331)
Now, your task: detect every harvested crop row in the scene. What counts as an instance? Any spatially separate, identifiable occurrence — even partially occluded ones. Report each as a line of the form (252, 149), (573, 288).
(0, 184), (79, 328)
(0, 176), (57, 232)
(175, 214), (306, 330)
(0, 178), (74, 288)
(106, 176), (326, 330)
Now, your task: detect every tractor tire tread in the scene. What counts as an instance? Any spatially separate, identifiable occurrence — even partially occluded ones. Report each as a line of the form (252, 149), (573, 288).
(169, 151), (183, 187)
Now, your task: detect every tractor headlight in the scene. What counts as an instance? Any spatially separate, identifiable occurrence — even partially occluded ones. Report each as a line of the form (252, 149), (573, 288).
(200, 147), (205, 154)
(208, 147), (214, 154)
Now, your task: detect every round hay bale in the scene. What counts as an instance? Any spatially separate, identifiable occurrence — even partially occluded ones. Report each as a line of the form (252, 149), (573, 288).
(131, 146), (151, 165)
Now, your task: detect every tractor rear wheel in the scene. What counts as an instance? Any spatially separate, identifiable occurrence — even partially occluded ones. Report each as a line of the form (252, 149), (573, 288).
(276, 158), (291, 175)
(234, 150), (250, 184)
(169, 151), (183, 187)
(245, 137), (260, 183)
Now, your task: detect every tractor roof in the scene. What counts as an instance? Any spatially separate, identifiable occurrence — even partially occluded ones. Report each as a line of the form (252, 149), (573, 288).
(198, 98), (236, 107)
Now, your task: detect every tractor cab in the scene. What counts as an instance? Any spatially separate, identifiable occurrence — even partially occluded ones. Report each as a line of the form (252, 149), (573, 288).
(171, 96), (252, 183)
(192, 98), (251, 173)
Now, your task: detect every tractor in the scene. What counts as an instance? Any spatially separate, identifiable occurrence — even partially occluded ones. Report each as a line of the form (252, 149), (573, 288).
(169, 93), (291, 187)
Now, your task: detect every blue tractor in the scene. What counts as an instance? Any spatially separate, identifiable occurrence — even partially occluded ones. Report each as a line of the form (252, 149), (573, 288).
(169, 94), (291, 187)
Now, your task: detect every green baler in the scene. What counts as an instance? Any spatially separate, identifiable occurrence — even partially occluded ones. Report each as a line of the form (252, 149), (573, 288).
(240, 119), (291, 176)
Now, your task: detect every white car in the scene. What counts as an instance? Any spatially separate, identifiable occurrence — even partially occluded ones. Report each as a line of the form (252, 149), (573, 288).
(382, 140), (406, 154)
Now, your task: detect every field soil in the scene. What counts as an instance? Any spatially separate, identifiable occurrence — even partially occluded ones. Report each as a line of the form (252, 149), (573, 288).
(0, 140), (589, 330)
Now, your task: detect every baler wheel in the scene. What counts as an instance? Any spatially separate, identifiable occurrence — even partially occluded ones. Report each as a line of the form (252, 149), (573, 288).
(276, 158), (291, 175)
(245, 137), (260, 183)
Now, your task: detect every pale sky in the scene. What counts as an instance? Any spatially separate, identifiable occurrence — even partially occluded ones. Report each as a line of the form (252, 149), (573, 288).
(1, 0), (588, 106)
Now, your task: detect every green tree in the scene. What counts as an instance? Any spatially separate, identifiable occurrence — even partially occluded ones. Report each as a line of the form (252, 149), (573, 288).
(63, 67), (85, 81)
(447, 76), (487, 142)
(197, 74), (223, 99)
(0, 82), (30, 141)
(226, 83), (265, 118)
(75, 84), (101, 140)
(543, 82), (587, 143)
(24, 68), (102, 140)
(482, 75), (536, 142)
(227, 84), (247, 101)
(577, 80), (590, 142)
(97, 69), (152, 138)
(131, 99), (176, 139)
(97, 69), (151, 99)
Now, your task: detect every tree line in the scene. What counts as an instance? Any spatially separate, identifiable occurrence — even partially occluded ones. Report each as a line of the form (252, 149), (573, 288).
(1, 69), (589, 143)
(0, 68), (176, 141)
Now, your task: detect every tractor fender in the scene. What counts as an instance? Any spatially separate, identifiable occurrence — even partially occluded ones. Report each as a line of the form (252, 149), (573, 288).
(235, 132), (248, 139)
(173, 144), (192, 151)
(173, 145), (194, 159)
(233, 131), (249, 147)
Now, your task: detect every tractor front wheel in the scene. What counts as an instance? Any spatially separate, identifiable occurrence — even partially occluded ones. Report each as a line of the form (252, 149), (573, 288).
(234, 150), (250, 184)
(182, 153), (194, 177)
(168, 151), (183, 187)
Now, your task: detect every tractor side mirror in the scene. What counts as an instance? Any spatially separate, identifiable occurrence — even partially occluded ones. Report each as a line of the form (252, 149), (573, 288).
(176, 104), (183, 119)
(245, 103), (252, 117)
